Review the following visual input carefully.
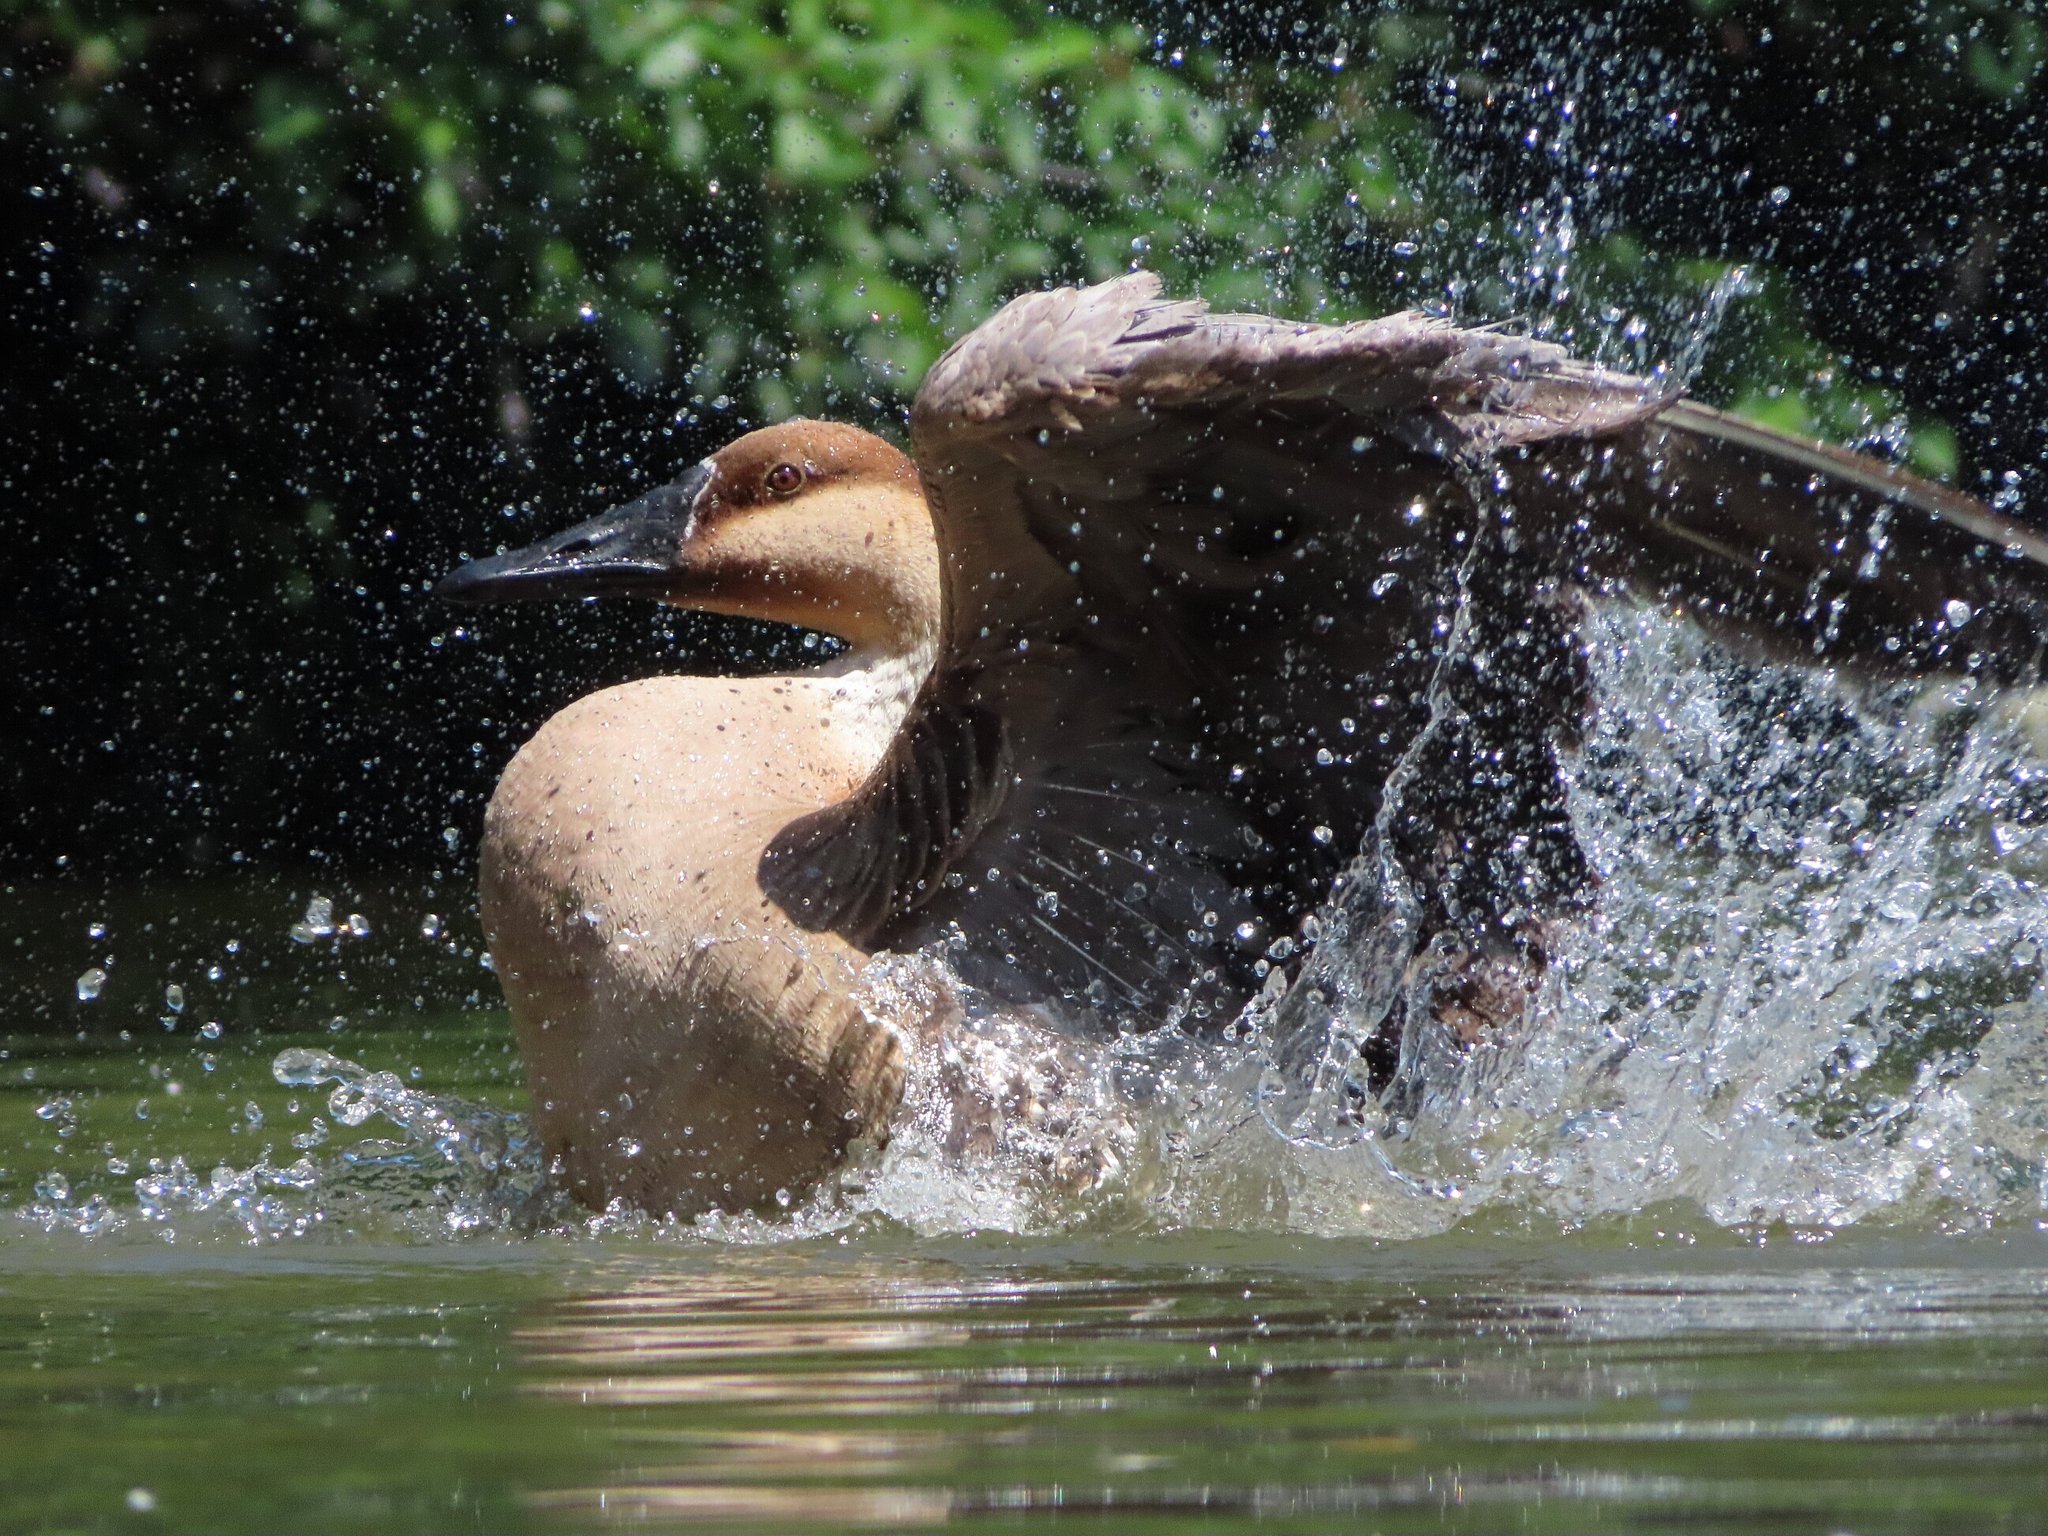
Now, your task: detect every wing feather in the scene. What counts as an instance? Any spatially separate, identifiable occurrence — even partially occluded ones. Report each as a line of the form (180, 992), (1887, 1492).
(829, 274), (2048, 1022)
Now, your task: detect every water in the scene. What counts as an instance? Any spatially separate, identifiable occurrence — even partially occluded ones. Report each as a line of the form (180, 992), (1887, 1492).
(1237, 604), (2048, 1239)
(3, 1230), (2045, 1533)
(7, 607), (2048, 1529)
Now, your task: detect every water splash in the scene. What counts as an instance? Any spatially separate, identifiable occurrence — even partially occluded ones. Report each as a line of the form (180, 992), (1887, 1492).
(772, 604), (2048, 1241)
(1168, 604), (2048, 1238)
(17, 608), (2048, 1246)
(17, 1049), (561, 1244)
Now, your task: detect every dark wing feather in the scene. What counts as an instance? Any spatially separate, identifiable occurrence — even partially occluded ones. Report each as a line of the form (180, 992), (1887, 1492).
(910, 271), (1663, 656)
(831, 272), (2048, 1019)
(760, 698), (1011, 942)
(1524, 400), (2048, 678)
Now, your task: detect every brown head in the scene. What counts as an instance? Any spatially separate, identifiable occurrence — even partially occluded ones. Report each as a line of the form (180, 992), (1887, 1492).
(439, 419), (938, 658)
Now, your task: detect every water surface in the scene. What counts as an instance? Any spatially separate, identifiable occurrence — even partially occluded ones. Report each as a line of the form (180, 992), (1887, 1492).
(5, 1224), (2046, 1534)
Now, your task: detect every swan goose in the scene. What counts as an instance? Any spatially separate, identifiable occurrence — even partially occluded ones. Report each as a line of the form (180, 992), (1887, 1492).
(440, 271), (2048, 1215)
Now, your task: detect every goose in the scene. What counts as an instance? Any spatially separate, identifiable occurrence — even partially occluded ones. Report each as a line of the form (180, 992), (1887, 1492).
(439, 271), (2048, 1216)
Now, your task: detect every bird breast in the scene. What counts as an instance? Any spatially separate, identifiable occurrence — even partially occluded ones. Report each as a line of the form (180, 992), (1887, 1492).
(477, 667), (920, 1211)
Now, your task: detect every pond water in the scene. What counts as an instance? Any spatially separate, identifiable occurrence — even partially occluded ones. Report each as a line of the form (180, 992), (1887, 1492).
(5, 1205), (2047, 1534)
(6, 605), (2048, 1532)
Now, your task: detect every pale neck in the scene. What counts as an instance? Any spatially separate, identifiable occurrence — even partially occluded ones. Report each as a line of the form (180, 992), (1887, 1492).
(807, 623), (940, 778)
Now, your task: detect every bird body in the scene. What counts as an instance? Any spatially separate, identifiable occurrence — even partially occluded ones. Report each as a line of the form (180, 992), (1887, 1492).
(467, 423), (932, 1211)
(480, 669), (908, 1212)
(442, 273), (2048, 1217)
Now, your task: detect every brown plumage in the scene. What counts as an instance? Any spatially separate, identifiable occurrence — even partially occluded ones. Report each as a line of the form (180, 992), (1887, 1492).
(440, 272), (2048, 1216)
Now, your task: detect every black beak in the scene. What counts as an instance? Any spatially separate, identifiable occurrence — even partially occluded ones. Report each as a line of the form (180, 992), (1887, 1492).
(436, 462), (712, 604)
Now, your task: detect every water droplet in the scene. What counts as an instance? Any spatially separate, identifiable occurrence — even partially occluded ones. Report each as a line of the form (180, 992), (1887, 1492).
(1944, 599), (1973, 628)
(164, 983), (184, 1013)
(290, 895), (334, 944)
(272, 1047), (351, 1088)
(76, 966), (106, 1002)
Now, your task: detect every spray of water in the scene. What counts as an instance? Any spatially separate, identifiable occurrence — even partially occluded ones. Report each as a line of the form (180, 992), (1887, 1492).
(20, 597), (2047, 1246)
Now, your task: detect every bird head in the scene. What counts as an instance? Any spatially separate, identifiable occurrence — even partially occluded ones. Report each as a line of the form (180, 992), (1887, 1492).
(439, 420), (938, 657)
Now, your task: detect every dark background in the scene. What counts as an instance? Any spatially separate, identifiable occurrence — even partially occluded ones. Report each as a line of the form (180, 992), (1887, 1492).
(4, 0), (2043, 1019)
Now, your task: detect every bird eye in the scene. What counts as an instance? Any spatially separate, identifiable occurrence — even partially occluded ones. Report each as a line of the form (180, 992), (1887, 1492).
(764, 462), (806, 497)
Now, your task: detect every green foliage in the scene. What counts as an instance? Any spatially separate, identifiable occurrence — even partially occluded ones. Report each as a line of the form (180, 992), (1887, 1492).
(7, 0), (2043, 878)
(16, 0), (1989, 436)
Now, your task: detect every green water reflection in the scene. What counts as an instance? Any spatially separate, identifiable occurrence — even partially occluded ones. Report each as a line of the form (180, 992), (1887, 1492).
(3, 1233), (2047, 1534)
(4, 1010), (2048, 1533)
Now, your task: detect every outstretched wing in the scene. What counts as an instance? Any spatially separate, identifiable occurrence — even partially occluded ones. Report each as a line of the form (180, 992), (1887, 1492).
(870, 271), (2048, 1017)
(1553, 399), (2048, 674)
(910, 270), (1664, 661)
(914, 271), (2048, 678)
